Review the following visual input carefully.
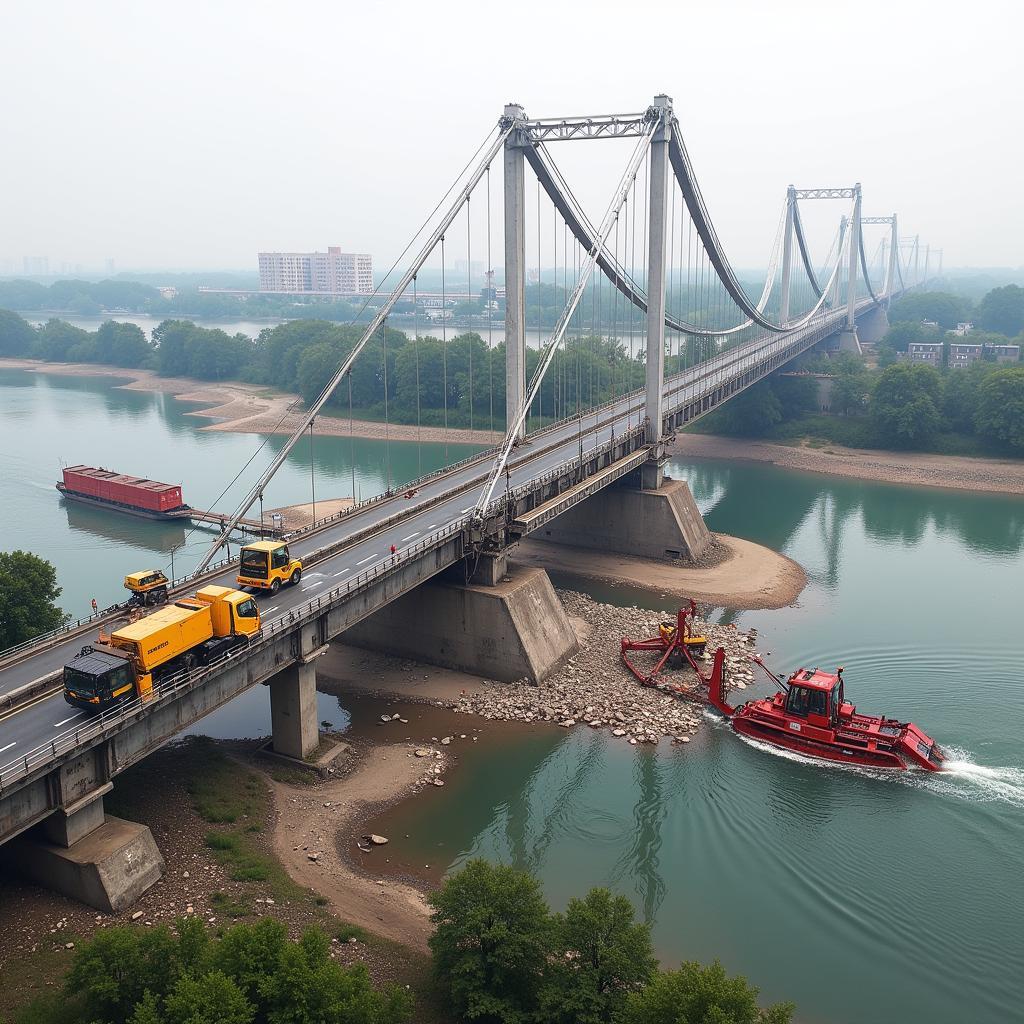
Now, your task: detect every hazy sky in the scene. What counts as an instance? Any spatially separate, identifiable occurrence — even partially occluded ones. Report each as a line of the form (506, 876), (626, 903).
(2, 0), (1020, 274)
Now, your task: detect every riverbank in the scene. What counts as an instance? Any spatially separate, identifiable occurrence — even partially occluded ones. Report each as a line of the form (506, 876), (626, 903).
(515, 534), (807, 609)
(0, 734), (442, 1017)
(673, 433), (1024, 495)
(0, 358), (503, 447)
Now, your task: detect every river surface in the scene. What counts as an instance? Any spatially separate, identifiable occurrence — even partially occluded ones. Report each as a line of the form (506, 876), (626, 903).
(2, 369), (1023, 1023)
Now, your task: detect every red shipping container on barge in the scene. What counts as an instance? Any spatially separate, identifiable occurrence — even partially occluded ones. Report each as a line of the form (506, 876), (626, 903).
(57, 465), (190, 520)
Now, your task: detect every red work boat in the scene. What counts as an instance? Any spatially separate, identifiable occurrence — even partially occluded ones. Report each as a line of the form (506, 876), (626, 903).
(622, 604), (946, 772)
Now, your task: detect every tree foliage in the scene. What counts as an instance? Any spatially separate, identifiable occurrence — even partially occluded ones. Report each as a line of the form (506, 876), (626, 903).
(975, 368), (1024, 450)
(428, 861), (788, 1024)
(0, 308), (36, 356)
(0, 551), (65, 651)
(975, 284), (1024, 338)
(869, 363), (942, 448)
(428, 858), (552, 1023)
(540, 888), (657, 1024)
(888, 291), (970, 330)
(16, 917), (411, 1024)
(618, 960), (794, 1024)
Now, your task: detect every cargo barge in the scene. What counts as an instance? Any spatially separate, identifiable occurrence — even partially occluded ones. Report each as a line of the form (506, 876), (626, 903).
(56, 465), (191, 521)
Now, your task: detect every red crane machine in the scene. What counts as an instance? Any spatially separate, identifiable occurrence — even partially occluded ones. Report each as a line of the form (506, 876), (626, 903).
(621, 602), (945, 772)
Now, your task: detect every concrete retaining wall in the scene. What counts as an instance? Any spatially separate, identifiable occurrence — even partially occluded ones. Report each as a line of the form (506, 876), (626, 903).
(343, 565), (578, 683)
(537, 478), (712, 562)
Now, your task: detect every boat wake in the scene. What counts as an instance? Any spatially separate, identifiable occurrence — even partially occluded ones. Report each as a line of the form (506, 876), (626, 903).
(705, 711), (1024, 807)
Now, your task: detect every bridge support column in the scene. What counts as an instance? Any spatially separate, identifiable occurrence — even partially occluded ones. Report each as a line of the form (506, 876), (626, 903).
(534, 474), (712, 563)
(270, 659), (320, 761)
(343, 565), (577, 684)
(2, 781), (165, 912)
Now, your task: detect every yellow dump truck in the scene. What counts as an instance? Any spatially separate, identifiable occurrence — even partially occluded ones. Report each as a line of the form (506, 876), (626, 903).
(63, 586), (261, 710)
(124, 569), (170, 606)
(236, 540), (302, 594)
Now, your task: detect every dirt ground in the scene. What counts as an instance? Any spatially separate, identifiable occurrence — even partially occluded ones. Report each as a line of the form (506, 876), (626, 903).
(514, 534), (807, 609)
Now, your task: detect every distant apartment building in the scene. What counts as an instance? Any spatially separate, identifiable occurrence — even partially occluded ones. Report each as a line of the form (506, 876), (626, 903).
(907, 341), (943, 365)
(949, 342), (983, 368)
(953, 322), (974, 336)
(258, 246), (373, 295)
(988, 344), (1021, 364)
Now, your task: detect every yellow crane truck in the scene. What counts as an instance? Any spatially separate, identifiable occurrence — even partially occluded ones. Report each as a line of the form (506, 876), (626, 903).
(63, 586), (261, 710)
(236, 540), (302, 594)
(124, 569), (170, 606)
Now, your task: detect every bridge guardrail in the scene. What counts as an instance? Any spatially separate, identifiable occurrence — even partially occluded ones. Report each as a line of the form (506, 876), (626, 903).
(0, 520), (467, 794)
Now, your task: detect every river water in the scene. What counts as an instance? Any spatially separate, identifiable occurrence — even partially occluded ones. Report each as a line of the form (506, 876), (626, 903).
(2, 369), (1022, 1023)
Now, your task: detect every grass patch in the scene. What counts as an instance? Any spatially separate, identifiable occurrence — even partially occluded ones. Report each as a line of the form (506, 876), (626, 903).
(268, 767), (315, 786)
(335, 922), (369, 943)
(210, 891), (252, 919)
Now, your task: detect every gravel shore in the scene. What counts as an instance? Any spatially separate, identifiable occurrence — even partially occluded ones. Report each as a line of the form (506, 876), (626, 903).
(449, 590), (761, 743)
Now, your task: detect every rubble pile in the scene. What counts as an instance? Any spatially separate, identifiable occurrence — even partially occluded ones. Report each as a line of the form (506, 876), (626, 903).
(452, 590), (764, 745)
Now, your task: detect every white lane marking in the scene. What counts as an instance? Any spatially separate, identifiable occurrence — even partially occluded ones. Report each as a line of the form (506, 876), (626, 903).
(53, 713), (84, 728)
(265, 605), (279, 613)
(305, 571), (324, 578)
(426, 524), (438, 529)
(332, 568), (351, 577)
(0, 742), (16, 754)
(461, 507), (473, 513)
(400, 532), (419, 542)
(308, 581), (324, 588)
(355, 555), (374, 565)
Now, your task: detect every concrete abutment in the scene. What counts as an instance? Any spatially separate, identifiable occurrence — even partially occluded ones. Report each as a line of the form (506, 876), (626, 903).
(2, 784), (165, 912)
(536, 475), (713, 563)
(342, 564), (577, 683)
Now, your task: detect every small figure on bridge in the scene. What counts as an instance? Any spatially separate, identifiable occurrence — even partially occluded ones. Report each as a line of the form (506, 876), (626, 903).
(91, 598), (98, 614)
(390, 544), (396, 555)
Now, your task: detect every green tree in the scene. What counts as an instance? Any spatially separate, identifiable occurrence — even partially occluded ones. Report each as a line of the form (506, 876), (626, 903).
(828, 353), (871, 415)
(869, 363), (942, 447)
(708, 379), (783, 436)
(94, 320), (151, 367)
(34, 319), (92, 362)
(975, 284), (1024, 337)
(64, 924), (181, 1024)
(0, 551), (65, 650)
(540, 888), (656, 1024)
(154, 320), (198, 377)
(428, 859), (552, 1024)
(975, 367), (1024, 450)
(888, 291), (969, 331)
(618, 960), (794, 1024)
(0, 309), (35, 356)
(164, 971), (253, 1024)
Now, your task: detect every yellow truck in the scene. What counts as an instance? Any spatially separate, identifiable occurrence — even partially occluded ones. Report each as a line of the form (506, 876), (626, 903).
(236, 540), (302, 594)
(124, 569), (170, 606)
(63, 586), (261, 711)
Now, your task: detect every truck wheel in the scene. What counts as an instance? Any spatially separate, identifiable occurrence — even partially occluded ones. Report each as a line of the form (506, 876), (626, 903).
(290, 568), (302, 586)
(270, 578), (281, 594)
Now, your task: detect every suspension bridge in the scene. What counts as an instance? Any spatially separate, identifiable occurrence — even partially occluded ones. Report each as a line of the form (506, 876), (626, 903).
(0, 95), (932, 910)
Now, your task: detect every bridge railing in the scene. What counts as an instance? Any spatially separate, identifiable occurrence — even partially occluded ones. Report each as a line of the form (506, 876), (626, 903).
(0, 521), (467, 795)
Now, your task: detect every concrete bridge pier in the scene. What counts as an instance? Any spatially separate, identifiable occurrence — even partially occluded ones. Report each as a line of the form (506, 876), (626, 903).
(535, 454), (713, 564)
(269, 654), (322, 761)
(343, 562), (578, 684)
(2, 766), (165, 912)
